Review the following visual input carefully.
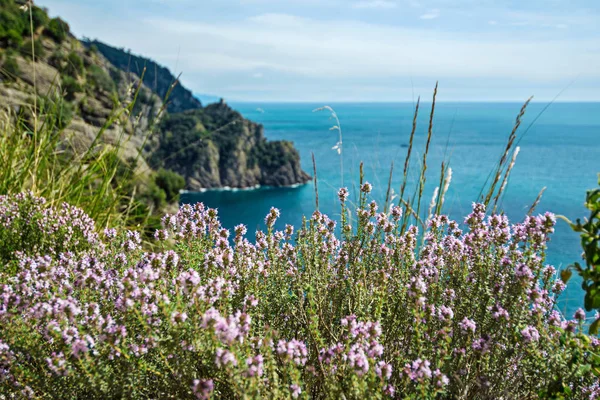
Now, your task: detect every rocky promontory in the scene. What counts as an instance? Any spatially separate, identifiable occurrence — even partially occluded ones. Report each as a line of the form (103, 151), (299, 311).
(150, 100), (311, 190)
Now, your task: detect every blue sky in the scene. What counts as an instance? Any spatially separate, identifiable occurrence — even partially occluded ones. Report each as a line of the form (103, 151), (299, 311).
(40, 0), (600, 102)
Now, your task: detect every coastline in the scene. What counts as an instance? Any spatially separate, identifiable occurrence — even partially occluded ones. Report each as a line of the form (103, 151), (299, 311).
(180, 181), (310, 194)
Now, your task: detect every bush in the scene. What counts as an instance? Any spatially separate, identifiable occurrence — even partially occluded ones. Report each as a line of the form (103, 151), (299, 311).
(19, 39), (45, 60)
(0, 186), (598, 398)
(0, 9), (26, 47)
(30, 6), (49, 31)
(1, 55), (20, 81)
(0, 192), (98, 265)
(44, 17), (69, 43)
(565, 174), (600, 334)
(64, 51), (84, 77)
(60, 74), (82, 101)
(154, 168), (185, 202)
(87, 64), (115, 93)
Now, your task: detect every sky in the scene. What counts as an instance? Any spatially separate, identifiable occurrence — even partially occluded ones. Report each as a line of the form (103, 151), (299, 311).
(39, 0), (600, 102)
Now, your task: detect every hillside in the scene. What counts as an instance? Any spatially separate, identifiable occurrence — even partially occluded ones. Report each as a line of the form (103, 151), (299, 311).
(83, 39), (202, 114)
(152, 100), (311, 190)
(0, 0), (311, 192)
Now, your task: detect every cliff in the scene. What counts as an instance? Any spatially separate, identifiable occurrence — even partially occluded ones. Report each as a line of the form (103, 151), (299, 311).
(83, 40), (202, 114)
(150, 100), (311, 190)
(0, 0), (310, 191)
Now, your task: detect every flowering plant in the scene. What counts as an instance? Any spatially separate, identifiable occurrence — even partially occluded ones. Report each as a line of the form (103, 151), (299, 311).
(0, 189), (598, 399)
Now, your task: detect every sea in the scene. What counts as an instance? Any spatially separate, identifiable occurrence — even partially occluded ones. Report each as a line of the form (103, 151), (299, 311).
(181, 101), (600, 319)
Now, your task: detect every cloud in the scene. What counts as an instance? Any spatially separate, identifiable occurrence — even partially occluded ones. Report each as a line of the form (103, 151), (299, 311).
(141, 13), (599, 82)
(351, 1), (397, 9)
(419, 9), (440, 19)
(38, 0), (600, 100)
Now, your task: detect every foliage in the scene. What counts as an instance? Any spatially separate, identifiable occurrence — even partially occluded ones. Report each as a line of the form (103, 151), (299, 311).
(0, 187), (598, 398)
(86, 64), (115, 94)
(0, 6), (27, 47)
(60, 74), (82, 101)
(0, 192), (97, 264)
(44, 17), (69, 44)
(1, 53), (20, 80)
(64, 51), (84, 77)
(155, 168), (186, 203)
(563, 174), (600, 335)
(0, 84), (146, 231)
(30, 6), (49, 31)
(84, 39), (202, 113)
(19, 38), (45, 60)
(0, 1), (68, 46)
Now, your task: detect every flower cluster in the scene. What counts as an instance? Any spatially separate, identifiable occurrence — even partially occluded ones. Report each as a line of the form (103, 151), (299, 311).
(0, 191), (597, 399)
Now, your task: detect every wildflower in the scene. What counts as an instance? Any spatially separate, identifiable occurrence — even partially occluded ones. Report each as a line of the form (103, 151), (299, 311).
(244, 354), (264, 377)
(434, 369), (450, 387)
(338, 187), (349, 202)
(552, 280), (566, 294)
(376, 361), (393, 380)
(459, 317), (476, 333)
(215, 348), (237, 368)
(265, 207), (280, 228)
(192, 379), (214, 400)
(404, 358), (432, 382)
(361, 182), (372, 194)
(290, 384), (302, 399)
(277, 339), (308, 366)
(521, 326), (540, 343)
(574, 308), (586, 322)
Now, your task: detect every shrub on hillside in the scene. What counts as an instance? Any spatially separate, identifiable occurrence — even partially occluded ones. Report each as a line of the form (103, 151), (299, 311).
(0, 188), (598, 398)
(0, 192), (98, 265)
(0, 9), (26, 47)
(19, 38), (45, 60)
(30, 5), (49, 31)
(60, 74), (82, 101)
(64, 51), (84, 77)
(44, 17), (69, 44)
(87, 64), (115, 94)
(1, 54), (20, 81)
(155, 168), (186, 203)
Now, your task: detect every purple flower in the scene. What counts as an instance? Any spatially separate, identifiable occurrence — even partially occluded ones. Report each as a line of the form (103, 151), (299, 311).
(192, 379), (214, 400)
(459, 317), (476, 333)
(277, 339), (308, 366)
(215, 348), (237, 368)
(338, 188), (349, 202)
(290, 384), (302, 399)
(521, 326), (540, 343)
(574, 308), (586, 321)
(376, 361), (393, 380)
(404, 358), (432, 382)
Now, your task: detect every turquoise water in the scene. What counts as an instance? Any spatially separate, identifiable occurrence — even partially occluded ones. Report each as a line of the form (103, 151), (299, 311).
(181, 102), (600, 318)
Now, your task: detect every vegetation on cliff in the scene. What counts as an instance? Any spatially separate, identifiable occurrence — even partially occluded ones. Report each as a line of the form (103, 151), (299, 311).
(151, 101), (311, 190)
(0, 0), (310, 238)
(83, 39), (202, 114)
(0, 0), (310, 197)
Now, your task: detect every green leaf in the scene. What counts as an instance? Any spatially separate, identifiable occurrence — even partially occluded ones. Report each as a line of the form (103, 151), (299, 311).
(590, 318), (600, 335)
(560, 268), (572, 284)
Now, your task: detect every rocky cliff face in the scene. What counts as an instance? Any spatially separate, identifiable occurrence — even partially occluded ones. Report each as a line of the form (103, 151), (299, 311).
(0, 0), (311, 191)
(151, 100), (311, 190)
